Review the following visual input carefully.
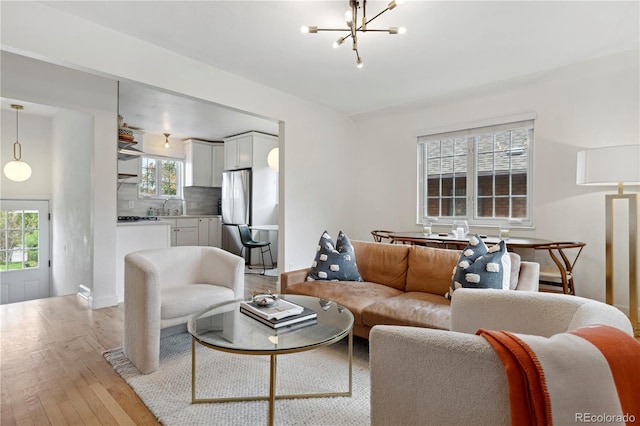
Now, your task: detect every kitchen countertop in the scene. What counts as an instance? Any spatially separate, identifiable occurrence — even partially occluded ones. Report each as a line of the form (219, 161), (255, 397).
(117, 215), (222, 226)
(117, 220), (173, 227)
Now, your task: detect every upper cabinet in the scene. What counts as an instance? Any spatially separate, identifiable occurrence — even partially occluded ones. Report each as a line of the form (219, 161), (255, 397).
(224, 134), (253, 170)
(184, 139), (224, 187)
(224, 132), (277, 171)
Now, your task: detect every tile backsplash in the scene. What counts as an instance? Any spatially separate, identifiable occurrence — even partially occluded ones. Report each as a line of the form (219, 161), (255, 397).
(117, 183), (221, 216)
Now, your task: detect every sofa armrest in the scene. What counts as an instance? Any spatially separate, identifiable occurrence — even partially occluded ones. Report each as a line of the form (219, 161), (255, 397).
(124, 252), (163, 374)
(280, 268), (311, 294)
(515, 260), (540, 291)
(370, 325), (510, 426)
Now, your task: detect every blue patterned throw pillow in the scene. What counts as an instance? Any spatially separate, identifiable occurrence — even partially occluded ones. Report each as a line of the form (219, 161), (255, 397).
(446, 235), (510, 299)
(308, 230), (362, 282)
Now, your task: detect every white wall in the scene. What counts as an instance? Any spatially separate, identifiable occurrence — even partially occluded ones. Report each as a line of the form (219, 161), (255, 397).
(50, 110), (93, 297)
(350, 50), (639, 314)
(1, 50), (119, 309)
(1, 1), (357, 301)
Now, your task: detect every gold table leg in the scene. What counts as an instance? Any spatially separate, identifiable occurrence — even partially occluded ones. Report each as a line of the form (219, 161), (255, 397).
(191, 330), (354, 424)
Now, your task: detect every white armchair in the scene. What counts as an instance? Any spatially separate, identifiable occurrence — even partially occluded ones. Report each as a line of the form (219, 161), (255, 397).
(124, 246), (244, 374)
(369, 289), (633, 426)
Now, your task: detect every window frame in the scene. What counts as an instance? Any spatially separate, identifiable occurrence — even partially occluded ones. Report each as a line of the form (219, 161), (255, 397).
(417, 115), (535, 228)
(138, 155), (184, 200)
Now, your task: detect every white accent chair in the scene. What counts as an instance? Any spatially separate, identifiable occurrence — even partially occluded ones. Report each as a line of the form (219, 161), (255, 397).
(124, 246), (245, 374)
(369, 289), (633, 426)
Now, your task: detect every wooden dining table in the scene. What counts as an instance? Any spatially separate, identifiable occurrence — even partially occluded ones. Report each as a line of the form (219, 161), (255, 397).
(387, 232), (553, 249)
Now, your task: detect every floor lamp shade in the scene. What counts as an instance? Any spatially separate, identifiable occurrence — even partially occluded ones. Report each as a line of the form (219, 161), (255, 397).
(577, 144), (639, 337)
(576, 145), (640, 186)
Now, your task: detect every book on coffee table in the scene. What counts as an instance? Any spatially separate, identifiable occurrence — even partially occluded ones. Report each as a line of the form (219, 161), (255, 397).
(239, 299), (305, 321)
(240, 305), (317, 329)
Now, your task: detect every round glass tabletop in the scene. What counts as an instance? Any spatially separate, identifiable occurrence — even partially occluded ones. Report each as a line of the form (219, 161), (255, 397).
(188, 294), (354, 355)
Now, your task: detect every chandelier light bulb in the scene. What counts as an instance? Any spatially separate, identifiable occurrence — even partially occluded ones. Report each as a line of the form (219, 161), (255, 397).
(333, 37), (345, 48)
(4, 161), (32, 182)
(163, 133), (171, 149)
(345, 9), (353, 25)
(398, 26), (407, 34)
(301, 26), (318, 34)
(356, 57), (364, 69)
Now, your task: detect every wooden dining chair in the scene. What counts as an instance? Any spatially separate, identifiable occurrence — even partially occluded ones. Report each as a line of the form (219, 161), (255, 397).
(534, 241), (586, 295)
(371, 230), (396, 244)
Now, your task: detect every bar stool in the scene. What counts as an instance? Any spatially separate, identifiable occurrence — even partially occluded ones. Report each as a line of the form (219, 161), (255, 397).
(237, 224), (274, 275)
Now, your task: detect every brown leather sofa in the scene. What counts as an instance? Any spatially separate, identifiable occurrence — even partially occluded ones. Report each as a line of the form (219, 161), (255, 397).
(280, 240), (540, 339)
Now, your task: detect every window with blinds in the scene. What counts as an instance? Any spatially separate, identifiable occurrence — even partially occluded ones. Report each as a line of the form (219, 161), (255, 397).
(417, 118), (534, 227)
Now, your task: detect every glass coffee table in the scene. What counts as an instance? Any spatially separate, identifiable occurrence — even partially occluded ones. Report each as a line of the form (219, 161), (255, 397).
(187, 294), (354, 426)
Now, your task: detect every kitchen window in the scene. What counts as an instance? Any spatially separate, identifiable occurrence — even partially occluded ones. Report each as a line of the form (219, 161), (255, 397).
(417, 116), (534, 227)
(139, 156), (183, 199)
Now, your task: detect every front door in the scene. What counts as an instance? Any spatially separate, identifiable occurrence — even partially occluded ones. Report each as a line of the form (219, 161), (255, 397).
(0, 200), (50, 304)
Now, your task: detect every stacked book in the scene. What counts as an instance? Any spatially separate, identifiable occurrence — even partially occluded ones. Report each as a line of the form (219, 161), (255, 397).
(240, 299), (317, 329)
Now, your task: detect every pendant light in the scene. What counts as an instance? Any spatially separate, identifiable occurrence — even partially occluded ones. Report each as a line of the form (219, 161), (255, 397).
(4, 104), (32, 182)
(163, 133), (171, 149)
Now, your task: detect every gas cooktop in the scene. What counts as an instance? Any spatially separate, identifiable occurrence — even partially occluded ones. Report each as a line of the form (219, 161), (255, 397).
(117, 216), (159, 222)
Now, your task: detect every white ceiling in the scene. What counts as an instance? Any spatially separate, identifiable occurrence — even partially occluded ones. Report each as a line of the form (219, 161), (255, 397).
(15, 1), (640, 139)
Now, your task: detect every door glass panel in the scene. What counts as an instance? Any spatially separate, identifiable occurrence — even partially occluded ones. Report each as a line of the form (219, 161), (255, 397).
(1, 209), (40, 272)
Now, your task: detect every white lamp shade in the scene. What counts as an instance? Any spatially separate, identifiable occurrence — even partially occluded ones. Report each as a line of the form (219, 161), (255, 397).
(267, 147), (279, 172)
(576, 145), (640, 186)
(4, 160), (32, 182)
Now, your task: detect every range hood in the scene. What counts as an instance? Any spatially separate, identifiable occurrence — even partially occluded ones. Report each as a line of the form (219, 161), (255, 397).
(118, 141), (144, 161)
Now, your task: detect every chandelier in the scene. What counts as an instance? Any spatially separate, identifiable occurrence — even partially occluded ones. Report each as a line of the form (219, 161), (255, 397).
(3, 104), (32, 182)
(301, 0), (406, 68)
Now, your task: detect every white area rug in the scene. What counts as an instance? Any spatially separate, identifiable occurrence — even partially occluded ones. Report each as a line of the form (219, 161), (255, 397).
(104, 333), (371, 425)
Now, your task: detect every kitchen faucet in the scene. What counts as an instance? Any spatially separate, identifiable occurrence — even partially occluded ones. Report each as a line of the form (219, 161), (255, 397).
(162, 199), (168, 216)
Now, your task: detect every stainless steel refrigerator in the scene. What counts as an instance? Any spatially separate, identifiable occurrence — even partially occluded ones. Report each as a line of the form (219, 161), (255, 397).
(221, 169), (251, 257)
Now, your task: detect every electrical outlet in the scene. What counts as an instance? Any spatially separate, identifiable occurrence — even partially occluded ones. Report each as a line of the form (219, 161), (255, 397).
(128, 201), (135, 209)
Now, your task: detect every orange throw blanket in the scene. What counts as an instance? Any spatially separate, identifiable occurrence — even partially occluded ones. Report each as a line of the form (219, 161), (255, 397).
(478, 325), (640, 426)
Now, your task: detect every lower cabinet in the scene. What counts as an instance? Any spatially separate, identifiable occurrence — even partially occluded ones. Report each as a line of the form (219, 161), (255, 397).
(167, 217), (222, 247)
(197, 217), (222, 247)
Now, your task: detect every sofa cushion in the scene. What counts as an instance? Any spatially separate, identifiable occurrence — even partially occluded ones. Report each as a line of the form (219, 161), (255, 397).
(405, 246), (460, 295)
(308, 231), (363, 281)
(352, 240), (410, 290)
(362, 292), (452, 330)
(449, 240), (510, 298)
(161, 284), (235, 320)
(286, 280), (403, 325)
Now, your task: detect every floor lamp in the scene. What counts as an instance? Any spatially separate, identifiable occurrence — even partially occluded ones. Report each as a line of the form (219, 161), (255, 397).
(577, 145), (639, 337)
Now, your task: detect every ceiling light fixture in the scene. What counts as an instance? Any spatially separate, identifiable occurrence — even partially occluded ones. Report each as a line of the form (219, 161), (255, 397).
(163, 133), (171, 149)
(4, 104), (32, 182)
(301, 0), (407, 68)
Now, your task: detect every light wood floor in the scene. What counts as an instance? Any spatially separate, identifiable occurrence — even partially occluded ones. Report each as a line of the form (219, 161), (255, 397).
(0, 273), (277, 426)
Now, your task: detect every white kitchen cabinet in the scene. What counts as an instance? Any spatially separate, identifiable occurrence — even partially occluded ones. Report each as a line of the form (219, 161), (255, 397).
(223, 134), (254, 170)
(197, 218), (209, 246)
(184, 139), (224, 187)
(166, 218), (200, 246)
(197, 217), (222, 247)
(208, 217), (222, 248)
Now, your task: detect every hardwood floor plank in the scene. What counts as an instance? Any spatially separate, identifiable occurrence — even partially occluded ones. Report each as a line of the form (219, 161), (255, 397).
(89, 383), (136, 426)
(1, 273), (277, 426)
